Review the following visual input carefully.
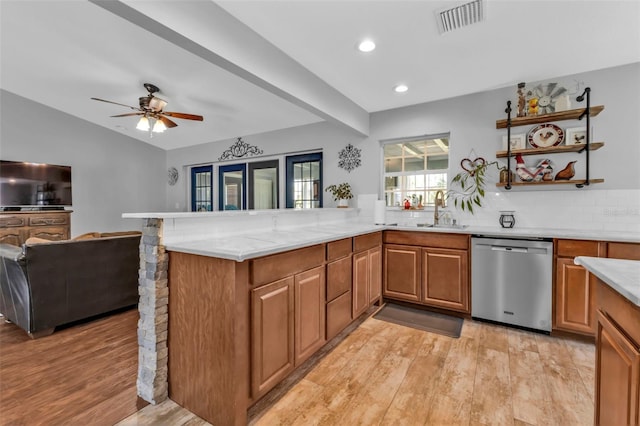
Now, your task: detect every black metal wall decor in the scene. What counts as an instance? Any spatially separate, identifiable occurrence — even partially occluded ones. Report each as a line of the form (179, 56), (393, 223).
(218, 137), (263, 161)
(338, 143), (361, 173)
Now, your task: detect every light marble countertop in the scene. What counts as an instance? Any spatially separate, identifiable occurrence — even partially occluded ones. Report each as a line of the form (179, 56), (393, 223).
(160, 220), (640, 262)
(574, 257), (640, 307)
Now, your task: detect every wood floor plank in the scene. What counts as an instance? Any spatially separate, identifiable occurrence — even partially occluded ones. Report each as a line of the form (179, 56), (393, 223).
(424, 336), (479, 425)
(470, 346), (514, 425)
(0, 308), (139, 426)
(379, 354), (445, 426)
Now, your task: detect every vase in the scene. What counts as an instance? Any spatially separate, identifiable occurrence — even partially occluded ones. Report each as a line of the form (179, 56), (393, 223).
(338, 199), (349, 208)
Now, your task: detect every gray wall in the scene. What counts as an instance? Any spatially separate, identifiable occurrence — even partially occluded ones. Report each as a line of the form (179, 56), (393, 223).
(166, 62), (640, 210)
(1, 90), (166, 236)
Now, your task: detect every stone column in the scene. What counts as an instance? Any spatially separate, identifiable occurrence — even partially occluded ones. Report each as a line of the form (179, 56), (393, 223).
(136, 218), (169, 404)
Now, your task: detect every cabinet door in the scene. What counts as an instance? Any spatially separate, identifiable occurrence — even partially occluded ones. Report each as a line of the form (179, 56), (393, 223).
(0, 228), (23, 246)
(294, 266), (326, 366)
(251, 277), (295, 399)
(555, 258), (596, 335)
(352, 251), (369, 318)
(368, 246), (382, 304)
(596, 311), (640, 426)
(422, 248), (469, 313)
(383, 245), (421, 302)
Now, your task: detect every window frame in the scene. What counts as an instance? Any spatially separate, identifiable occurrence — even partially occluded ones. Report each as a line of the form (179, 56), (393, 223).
(381, 133), (450, 208)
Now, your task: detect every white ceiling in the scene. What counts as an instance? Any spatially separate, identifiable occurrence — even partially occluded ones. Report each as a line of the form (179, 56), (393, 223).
(1, 1), (639, 151)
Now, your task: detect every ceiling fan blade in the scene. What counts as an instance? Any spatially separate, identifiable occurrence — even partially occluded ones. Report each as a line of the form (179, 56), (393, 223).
(110, 112), (144, 118)
(163, 111), (204, 121)
(91, 97), (140, 111)
(158, 115), (178, 128)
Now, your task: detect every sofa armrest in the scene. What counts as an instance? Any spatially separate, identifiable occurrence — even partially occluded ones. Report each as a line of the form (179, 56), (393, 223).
(0, 243), (30, 330)
(0, 243), (25, 263)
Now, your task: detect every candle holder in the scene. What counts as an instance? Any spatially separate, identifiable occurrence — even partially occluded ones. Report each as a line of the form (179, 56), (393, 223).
(499, 211), (516, 228)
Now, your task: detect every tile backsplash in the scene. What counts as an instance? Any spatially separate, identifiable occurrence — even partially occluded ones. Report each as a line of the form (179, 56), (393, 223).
(363, 189), (640, 232)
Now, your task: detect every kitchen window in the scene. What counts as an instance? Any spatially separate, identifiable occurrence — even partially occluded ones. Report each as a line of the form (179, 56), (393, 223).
(382, 134), (449, 207)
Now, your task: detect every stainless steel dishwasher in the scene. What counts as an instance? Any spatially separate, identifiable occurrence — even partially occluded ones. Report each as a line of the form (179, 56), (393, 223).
(471, 235), (553, 333)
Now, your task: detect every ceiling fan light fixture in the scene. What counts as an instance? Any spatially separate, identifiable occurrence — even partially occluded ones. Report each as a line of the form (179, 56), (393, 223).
(136, 116), (150, 131)
(152, 118), (167, 133)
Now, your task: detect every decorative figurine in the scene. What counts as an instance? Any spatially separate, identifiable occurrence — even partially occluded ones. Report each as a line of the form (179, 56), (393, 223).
(515, 154), (553, 182)
(517, 82), (527, 117)
(555, 160), (577, 180)
(527, 97), (539, 116)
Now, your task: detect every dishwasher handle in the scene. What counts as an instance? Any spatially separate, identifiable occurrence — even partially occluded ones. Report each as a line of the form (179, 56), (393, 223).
(491, 245), (528, 253)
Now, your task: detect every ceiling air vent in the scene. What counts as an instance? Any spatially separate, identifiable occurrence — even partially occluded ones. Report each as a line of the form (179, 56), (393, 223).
(436, 0), (485, 34)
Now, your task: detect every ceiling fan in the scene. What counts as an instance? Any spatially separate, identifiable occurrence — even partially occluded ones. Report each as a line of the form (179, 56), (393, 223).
(91, 83), (203, 134)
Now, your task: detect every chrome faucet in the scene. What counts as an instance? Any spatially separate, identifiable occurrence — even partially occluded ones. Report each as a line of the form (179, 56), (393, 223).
(434, 190), (445, 225)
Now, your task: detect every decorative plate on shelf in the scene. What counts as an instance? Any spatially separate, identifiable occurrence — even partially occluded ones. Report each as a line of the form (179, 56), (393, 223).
(527, 123), (564, 148)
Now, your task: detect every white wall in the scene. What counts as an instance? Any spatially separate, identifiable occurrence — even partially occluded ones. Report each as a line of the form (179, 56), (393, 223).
(0, 90), (167, 236)
(165, 63), (639, 231)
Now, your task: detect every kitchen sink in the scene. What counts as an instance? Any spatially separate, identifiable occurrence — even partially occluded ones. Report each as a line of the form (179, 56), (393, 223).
(417, 223), (468, 229)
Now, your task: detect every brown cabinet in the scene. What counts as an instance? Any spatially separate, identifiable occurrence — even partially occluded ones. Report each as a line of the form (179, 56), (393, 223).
(554, 239), (603, 335)
(251, 277), (295, 399)
(595, 280), (640, 426)
(326, 239), (353, 340)
(608, 242), (640, 261)
(422, 247), (469, 312)
(383, 244), (421, 302)
(368, 246), (381, 304)
(352, 232), (382, 319)
(294, 266), (326, 366)
(0, 211), (71, 245)
(383, 231), (470, 313)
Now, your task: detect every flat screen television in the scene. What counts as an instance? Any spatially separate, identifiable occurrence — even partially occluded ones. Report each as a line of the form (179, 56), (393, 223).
(0, 160), (72, 209)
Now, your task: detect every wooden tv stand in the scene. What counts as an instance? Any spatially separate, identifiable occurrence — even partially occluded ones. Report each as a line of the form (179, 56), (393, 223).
(0, 210), (71, 246)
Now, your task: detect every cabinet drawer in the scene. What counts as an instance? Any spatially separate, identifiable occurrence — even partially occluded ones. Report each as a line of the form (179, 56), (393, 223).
(326, 256), (352, 301)
(326, 291), (352, 340)
(28, 226), (68, 241)
(251, 244), (325, 287)
(557, 239), (601, 257)
(607, 242), (640, 261)
(353, 232), (382, 252)
(0, 216), (26, 228)
(29, 214), (69, 226)
(327, 238), (352, 261)
(383, 230), (468, 250)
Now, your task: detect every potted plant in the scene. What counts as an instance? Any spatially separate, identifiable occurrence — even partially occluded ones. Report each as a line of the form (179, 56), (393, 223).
(325, 182), (353, 207)
(447, 157), (508, 213)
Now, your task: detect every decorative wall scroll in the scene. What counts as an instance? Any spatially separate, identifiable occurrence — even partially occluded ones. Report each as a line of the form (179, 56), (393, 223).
(218, 137), (263, 161)
(338, 143), (361, 173)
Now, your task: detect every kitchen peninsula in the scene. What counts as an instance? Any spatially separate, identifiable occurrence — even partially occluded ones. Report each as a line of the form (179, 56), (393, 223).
(575, 256), (640, 425)
(124, 208), (640, 426)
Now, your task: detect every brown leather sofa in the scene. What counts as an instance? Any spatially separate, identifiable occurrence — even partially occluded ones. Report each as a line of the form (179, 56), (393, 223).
(0, 232), (141, 338)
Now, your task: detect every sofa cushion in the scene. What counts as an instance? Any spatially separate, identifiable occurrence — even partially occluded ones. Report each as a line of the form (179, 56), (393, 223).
(24, 237), (53, 245)
(73, 232), (101, 241)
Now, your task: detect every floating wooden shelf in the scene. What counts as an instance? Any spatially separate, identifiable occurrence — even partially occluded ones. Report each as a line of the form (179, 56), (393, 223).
(496, 142), (605, 158)
(496, 105), (604, 129)
(496, 178), (604, 188)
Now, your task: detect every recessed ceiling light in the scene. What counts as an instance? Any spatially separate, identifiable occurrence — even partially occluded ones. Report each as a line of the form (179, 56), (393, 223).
(357, 39), (376, 53)
(394, 84), (408, 93)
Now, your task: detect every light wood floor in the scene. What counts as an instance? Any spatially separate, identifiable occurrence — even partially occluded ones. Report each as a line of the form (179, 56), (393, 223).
(0, 308), (140, 426)
(120, 316), (595, 426)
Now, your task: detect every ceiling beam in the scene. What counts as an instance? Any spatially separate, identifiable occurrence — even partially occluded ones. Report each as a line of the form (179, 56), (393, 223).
(89, 0), (369, 137)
